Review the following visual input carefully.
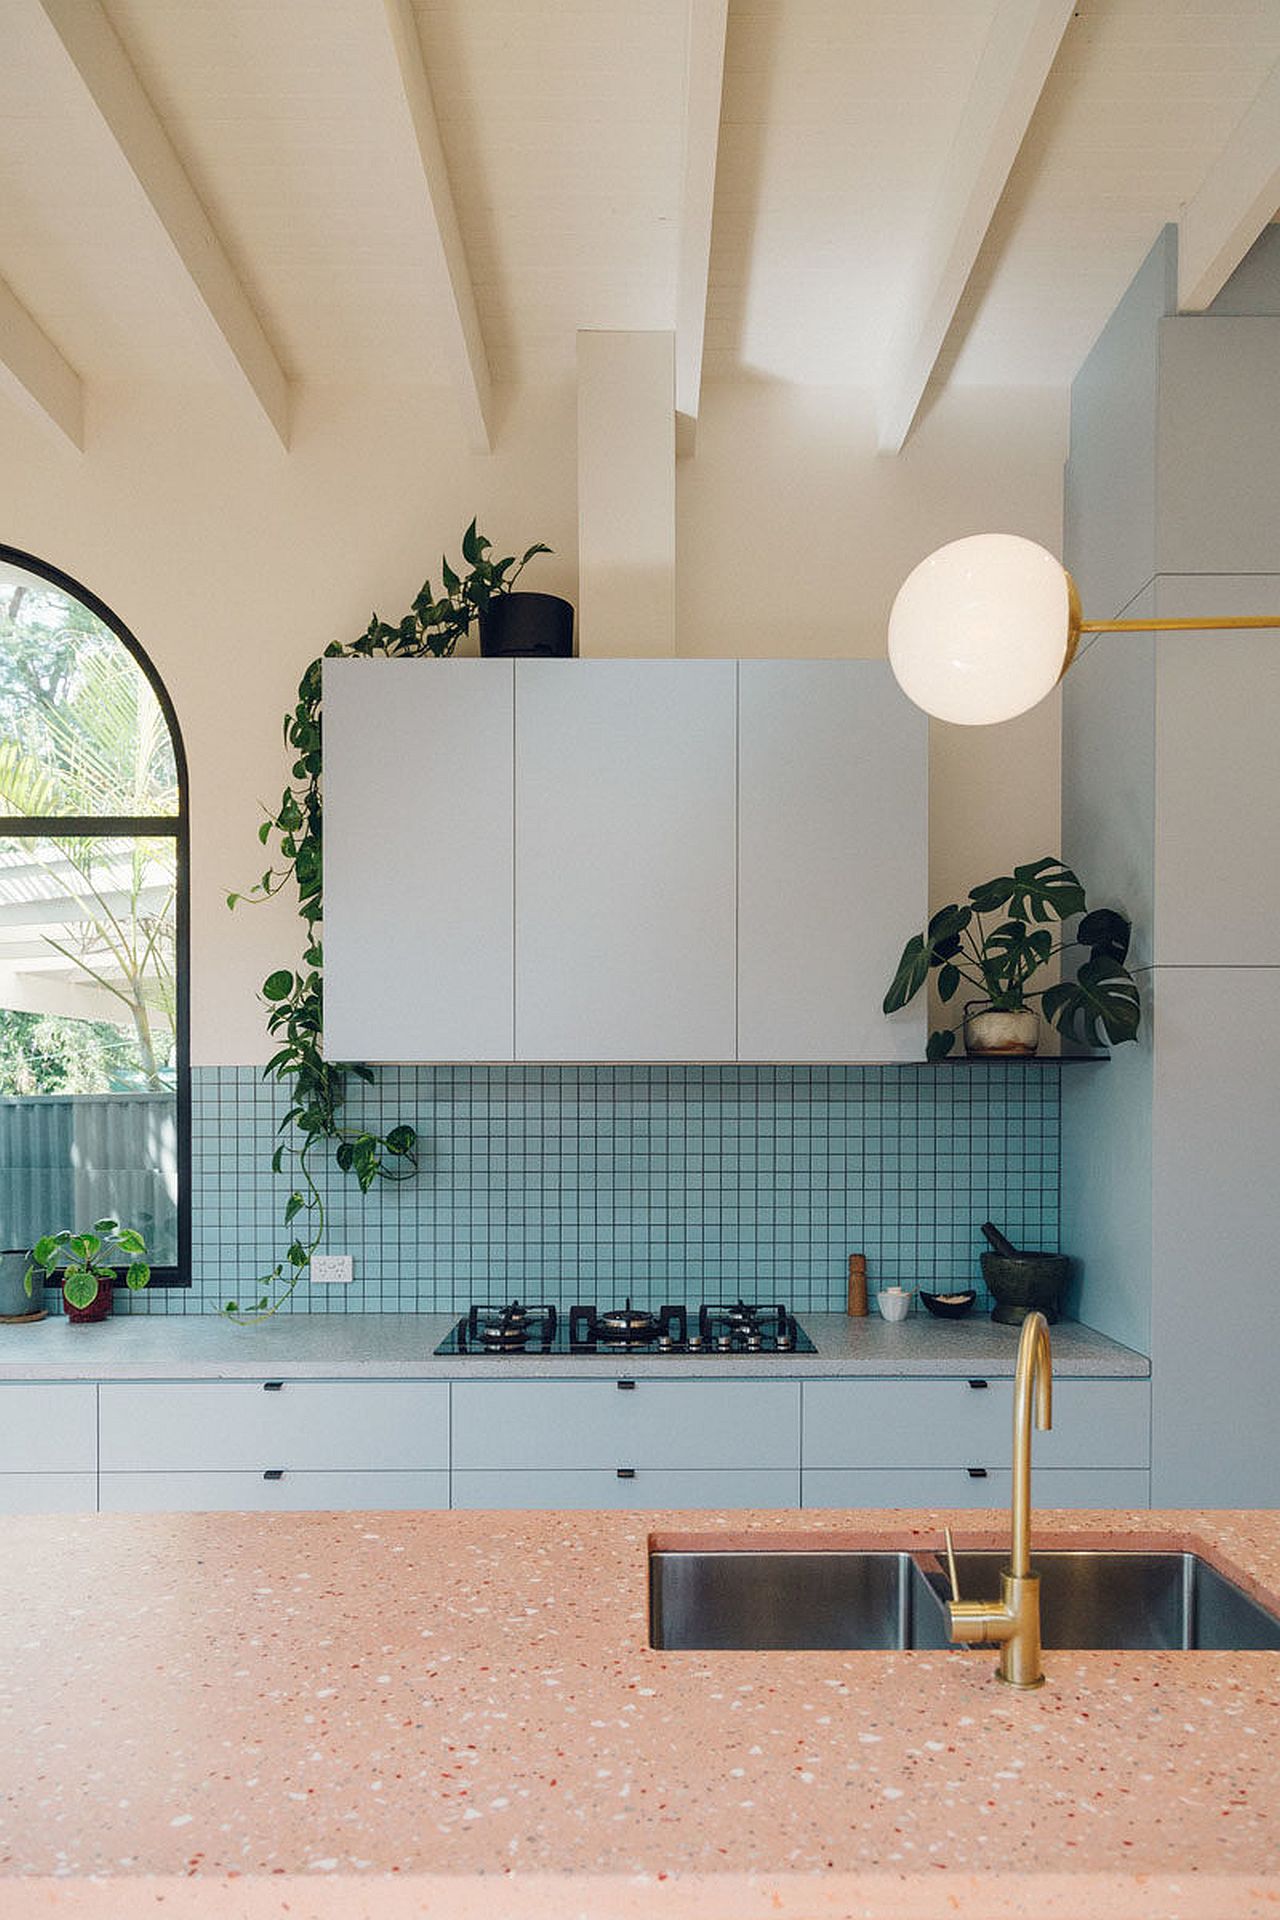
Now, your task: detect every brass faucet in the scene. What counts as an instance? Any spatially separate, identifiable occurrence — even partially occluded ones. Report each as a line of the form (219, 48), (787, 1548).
(943, 1309), (1053, 1688)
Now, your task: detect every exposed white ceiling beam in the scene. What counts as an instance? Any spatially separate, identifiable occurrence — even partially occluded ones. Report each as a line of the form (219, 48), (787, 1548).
(675, 0), (729, 456)
(0, 272), (83, 450)
(381, 0), (494, 453)
(35, 0), (289, 448)
(1178, 59), (1280, 312)
(876, 0), (1077, 454)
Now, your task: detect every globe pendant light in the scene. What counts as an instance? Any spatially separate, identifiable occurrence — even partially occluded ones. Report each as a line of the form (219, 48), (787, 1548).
(888, 534), (1079, 726)
(888, 532), (1280, 726)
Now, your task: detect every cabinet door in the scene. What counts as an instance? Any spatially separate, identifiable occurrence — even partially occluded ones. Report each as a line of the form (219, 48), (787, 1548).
(1151, 966), (1280, 1505)
(451, 1380), (800, 1471)
(322, 658), (515, 1061)
(99, 1470), (449, 1513)
(99, 1382), (449, 1472)
(738, 662), (926, 1061)
(514, 660), (736, 1060)
(451, 1468), (799, 1511)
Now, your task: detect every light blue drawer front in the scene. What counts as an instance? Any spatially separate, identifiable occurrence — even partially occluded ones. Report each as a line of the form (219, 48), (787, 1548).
(99, 1469), (450, 1513)
(99, 1381), (449, 1472)
(0, 1471), (97, 1513)
(451, 1467), (800, 1511)
(803, 1379), (1150, 1470)
(803, 1467), (1151, 1511)
(0, 1384), (96, 1472)
(451, 1380), (801, 1471)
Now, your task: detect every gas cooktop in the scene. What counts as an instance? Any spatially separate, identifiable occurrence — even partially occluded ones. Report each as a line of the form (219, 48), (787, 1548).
(435, 1298), (817, 1356)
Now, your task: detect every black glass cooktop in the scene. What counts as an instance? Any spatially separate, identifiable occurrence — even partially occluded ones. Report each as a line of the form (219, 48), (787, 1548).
(435, 1298), (817, 1357)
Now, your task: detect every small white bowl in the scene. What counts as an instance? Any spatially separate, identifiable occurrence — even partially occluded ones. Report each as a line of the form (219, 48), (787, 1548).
(876, 1288), (913, 1323)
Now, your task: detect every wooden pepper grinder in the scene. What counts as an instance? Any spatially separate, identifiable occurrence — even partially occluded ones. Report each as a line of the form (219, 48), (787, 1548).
(847, 1253), (868, 1317)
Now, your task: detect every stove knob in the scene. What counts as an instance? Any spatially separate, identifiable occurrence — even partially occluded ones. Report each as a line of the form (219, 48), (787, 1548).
(686, 1334), (704, 1350)
(716, 1333), (732, 1351)
(656, 1334), (674, 1350)
(746, 1333), (763, 1350)
(776, 1330), (795, 1350)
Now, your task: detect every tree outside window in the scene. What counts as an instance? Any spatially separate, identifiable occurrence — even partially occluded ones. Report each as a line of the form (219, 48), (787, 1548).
(0, 553), (186, 1278)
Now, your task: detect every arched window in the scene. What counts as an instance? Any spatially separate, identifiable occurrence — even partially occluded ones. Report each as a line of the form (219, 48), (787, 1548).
(0, 547), (188, 1289)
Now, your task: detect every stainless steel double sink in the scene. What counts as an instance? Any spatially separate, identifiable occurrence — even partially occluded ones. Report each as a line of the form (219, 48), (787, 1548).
(649, 1548), (1280, 1652)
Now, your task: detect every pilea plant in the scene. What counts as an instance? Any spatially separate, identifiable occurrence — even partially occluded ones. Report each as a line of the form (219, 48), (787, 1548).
(26, 1219), (150, 1313)
(225, 522), (551, 1320)
(883, 855), (1141, 1061)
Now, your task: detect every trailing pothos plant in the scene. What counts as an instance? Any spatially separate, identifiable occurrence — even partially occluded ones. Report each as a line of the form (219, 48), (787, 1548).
(883, 855), (1141, 1061)
(225, 522), (551, 1320)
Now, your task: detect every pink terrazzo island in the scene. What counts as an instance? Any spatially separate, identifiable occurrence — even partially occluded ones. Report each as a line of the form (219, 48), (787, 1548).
(1, 1504), (1278, 1919)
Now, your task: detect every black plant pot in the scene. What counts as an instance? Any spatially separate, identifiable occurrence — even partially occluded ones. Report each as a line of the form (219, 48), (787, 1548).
(479, 592), (574, 658)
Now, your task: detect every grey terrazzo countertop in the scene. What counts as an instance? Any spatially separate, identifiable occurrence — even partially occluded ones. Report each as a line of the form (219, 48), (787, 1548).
(0, 1309), (1147, 1380)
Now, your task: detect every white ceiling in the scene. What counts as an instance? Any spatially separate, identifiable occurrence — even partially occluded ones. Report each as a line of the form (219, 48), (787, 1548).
(0, 0), (1277, 432)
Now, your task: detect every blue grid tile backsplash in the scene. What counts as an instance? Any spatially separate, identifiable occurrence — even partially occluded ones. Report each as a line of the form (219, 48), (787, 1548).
(132, 1064), (1060, 1315)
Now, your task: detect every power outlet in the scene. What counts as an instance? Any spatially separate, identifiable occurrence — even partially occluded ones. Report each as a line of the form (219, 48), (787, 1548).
(310, 1254), (353, 1286)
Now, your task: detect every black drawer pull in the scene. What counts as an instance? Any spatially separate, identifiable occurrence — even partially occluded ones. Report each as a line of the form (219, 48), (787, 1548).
(263, 1380), (284, 1392)
(616, 1379), (637, 1391)
(616, 1467), (636, 1480)
(263, 1469), (285, 1481)
(967, 1467), (988, 1479)
(967, 1378), (989, 1390)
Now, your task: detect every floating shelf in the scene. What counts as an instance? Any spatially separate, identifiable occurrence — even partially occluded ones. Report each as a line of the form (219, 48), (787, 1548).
(931, 1052), (1109, 1066)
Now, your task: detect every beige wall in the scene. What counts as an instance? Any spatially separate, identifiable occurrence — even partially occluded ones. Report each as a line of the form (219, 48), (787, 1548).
(679, 381), (1066, 925)
(0, 374), (1065, 1063)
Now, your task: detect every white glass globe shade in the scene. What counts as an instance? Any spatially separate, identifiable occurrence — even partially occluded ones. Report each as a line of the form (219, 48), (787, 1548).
(888, 534), (1073, 725)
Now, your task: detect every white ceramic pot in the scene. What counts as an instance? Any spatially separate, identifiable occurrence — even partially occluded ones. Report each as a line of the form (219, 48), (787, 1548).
(963, 1005), (1040, 1057)
(876, 1287), (912, 1323)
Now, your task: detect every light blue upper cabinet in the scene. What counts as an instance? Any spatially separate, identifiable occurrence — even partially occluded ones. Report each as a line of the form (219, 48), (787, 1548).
(514, 660), (737, 1061)
(737, 662), (927, 1062)
(322, 658), (516, 1062)
(323, 658), (928, 1064)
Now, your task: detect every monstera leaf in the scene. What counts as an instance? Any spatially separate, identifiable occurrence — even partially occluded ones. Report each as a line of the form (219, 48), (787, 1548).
(882, 904), (973, 1014)
(969, 857), (1086, 924)
(1041, 957), (1141, 1048)
(1077, 906), (1131, 963)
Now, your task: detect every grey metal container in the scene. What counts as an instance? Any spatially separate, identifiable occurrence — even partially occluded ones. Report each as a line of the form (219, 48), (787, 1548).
(0, 1249), (35, 1318)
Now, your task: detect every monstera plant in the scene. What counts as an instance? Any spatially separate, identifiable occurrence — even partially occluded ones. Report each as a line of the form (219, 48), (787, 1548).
(883, 856), (1141, 1061)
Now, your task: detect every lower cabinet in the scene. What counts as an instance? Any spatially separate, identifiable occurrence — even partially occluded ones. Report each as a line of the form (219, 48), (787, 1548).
(1, 1369), (1152, 1514)
(802, 1377), (1151, 1510)
(98, 1380), (449, 1512)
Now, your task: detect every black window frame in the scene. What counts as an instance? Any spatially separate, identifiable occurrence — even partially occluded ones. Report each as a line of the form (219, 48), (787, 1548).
(0, 544), (191, 1288)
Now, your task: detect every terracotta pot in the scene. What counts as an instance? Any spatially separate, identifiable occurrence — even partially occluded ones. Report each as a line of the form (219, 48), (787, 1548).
(62, 1276), (113, 1323)
(963, 1004), (1040, 1057)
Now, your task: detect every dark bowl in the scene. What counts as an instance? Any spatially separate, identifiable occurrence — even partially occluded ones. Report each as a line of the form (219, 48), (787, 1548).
(920, 1289), (977, 1319)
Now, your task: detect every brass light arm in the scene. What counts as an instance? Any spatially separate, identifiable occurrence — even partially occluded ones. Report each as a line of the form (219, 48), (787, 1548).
(1058, 571), (1280, 686)
(1080, 616), (1280, 632)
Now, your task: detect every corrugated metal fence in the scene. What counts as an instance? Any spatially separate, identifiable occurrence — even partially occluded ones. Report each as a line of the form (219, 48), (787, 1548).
(0, 1093), (177, 1261)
